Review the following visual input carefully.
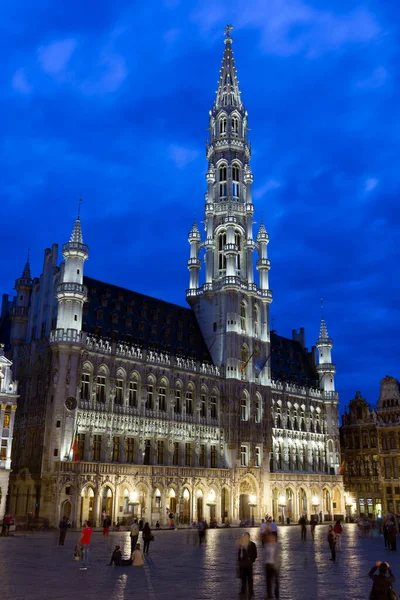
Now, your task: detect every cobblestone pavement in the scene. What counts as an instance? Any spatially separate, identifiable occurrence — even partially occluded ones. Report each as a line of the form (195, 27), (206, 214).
(1, 524), (400, 599)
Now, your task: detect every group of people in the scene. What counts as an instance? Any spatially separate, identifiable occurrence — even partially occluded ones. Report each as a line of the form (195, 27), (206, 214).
(237, 530), (280, 600)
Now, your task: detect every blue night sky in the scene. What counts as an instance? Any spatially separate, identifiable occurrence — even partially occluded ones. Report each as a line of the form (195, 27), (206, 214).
(1, 0), (398, 413)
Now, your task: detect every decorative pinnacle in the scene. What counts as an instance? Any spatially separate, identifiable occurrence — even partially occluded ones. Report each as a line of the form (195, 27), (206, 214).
(215, 25), (243, 110)
(70, 216), (83, 244)
(225, 24), (233, 42)
(21, 248), (32, 280)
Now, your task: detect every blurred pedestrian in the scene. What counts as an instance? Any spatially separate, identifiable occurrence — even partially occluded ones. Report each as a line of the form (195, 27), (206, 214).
(103, 515), (111, 538)
(260, 519), (268, 547)
(328, 526), (336, 561)
(368, 561), (395, 599)
(264, 533), (281, 599)
(333, 520), (343, 551)
(388, 522), (397, 552)
(299, 515), (307, 541)
(237, 532), (257, 599)
(109, 545), (122, 566)
(142, 522), (152, 554)
(58, 515), (70, 546)
(132, 543), (145, 567)
(130, 518), (139, 553)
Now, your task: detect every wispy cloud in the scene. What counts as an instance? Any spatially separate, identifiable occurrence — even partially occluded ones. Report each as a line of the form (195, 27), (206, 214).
(254, 179), (281, 199)
(168, 144), (199, 168)
(12, 68), (32, 94)
(37, 39), (77, 75)
(365, 177), (379, 193)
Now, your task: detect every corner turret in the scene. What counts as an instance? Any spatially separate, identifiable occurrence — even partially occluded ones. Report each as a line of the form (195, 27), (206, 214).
(10, 251), (32, 350)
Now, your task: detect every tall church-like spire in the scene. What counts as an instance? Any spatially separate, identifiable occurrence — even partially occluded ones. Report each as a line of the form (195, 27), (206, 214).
(214, 25), (243, 111)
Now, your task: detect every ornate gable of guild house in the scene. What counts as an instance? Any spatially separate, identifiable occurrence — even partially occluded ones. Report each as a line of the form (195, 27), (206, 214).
(379, 375), (400, 406)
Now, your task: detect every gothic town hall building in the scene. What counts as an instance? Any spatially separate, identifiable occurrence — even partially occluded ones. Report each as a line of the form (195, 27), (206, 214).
(1, 31), (344, 526)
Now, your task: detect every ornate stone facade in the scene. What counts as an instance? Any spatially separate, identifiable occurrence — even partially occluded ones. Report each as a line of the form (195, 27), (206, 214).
(3, 29), (343, 526)
(0, 346), (18, 517)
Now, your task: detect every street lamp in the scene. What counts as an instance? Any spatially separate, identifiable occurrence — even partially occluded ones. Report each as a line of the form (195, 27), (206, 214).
(129, 490), (140, 517)
(206, 489), (217, 523)
(278, 494), (286, 525)
(248, 494), (257, 527)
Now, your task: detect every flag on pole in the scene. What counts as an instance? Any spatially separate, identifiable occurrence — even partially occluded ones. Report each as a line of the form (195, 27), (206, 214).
(241, 349), (256, 372)
(68, 421), (79, 462)
(255, 350), (272, 375)
(338, 460), (345, 475)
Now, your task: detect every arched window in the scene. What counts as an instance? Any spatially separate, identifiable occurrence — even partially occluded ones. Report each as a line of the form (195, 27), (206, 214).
(240, 302), (246, 331)
(253, 305), (259, 337)
(147, 376), (155, 409)
(255, 394), (261, 423)
(232, 164), (240, 199)
(210, 393), (217, 419)
(218, 231), (227, 271)
(219, 117), (227, 135)
(185, 385), (194, 415)
(158, 379), (167, 412)
(232, 116), (239, 135)
(235, 231), (241, 271)
(219, 164), (227, 198)
(241, 393), (249, 421)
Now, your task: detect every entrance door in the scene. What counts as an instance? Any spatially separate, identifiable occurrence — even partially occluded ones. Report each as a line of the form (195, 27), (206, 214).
(63, 500), (72, 520)
(239, 494), (250, 520)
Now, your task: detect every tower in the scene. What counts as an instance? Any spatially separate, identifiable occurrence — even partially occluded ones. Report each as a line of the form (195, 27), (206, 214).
(316, 315), (336, 394)
(55, 214), (88, 339)
(187, 27), (272, 383)
(10, 253), (32, 353)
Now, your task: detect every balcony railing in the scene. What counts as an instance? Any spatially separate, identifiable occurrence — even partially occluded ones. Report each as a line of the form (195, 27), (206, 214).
(57, 282), (87, 295)
(50, 328), (84, 344)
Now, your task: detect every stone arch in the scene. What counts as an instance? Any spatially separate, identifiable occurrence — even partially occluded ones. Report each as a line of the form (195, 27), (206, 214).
(97, 363), (109, 375)
(80, 483), (96, 525)
(82, 360), (94, 372)
(238, 475), (258, 521)
(285, 485), (296, 520)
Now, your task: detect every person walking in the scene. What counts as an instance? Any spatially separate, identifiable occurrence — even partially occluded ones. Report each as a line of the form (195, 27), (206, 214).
(260, 519), (268, 548)
(237, 532), (257, 599)
(310, 518), (317, 540)
(328, 526), (336, 561)
(79, 520), (93, 570)
(264, 533), (281, 600)
(270, 519), (278, 541)
(198, 520), (206, 544)
(58, 515), (70, 546)
(103, 515), (111, 538)
(368, 561), (396, 599)
(130, 518), (139, 553)
(299, 515), (307, 541)
(333, 520), (343, 551)
(142, 522), (152, 555)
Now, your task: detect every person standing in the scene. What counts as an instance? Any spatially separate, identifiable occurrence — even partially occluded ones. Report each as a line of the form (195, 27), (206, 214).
(264, 533), (281, 600)
(299, 515), (307, 541)
(79, 520), (93, 570)
(270, 519), (278, 541)
(368, 561), (395, 599)
(237, 532), (257, 599)
(103, 515), (111, 538)
(130, 518), (139, 553)
(58, 516), (70, 546)
(142, 522), (152, 555)
(319, 510), (323, 524)
(310, 518), (317, 540)
(388, 522), (397, 552)
(328, 526), (336, 561)
(333, 520), (343, 551)
(260, 519), (268, 548)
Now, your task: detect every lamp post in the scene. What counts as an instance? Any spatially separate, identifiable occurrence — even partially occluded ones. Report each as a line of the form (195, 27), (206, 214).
(129, 491), (140, 518)
(278, 494), (286, 525)
(206, 490), (217, 525)
(248, 494), (257, 527)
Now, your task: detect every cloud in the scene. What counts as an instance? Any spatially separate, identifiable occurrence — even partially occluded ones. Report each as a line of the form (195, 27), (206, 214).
(37, 39), (77, 75)
(364, 178), (379, 193)
(12, 68), (32, 94)
(168, 144), (199, 168)
(254, 179), (281, 199)
(83, 51), (127, 94)
(355, 66), (388, 89)
(193, 0), (380, 57)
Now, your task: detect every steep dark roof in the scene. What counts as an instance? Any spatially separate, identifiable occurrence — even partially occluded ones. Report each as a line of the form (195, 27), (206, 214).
(82, 276), (212, 363)
(270, 331), (318, 388)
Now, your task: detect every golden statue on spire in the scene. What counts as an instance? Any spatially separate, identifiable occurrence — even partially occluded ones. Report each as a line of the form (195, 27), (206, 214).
(225, 24), (233, 38)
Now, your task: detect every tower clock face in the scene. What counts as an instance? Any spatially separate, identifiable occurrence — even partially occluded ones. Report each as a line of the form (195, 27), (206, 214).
(65, 396), (77, 411)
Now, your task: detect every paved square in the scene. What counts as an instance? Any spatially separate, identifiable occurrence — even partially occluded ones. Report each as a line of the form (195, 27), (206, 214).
(1, 524), (399, 599)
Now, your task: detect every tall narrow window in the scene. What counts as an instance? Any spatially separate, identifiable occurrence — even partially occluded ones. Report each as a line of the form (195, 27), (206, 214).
(199, 444), (206, 467)
(147, 382), (154, 409)
(1, 440), (7, 460)
(255, 446), (261, 467)
(185, 390), (193, 415)
(81, 373), (90, 401)
(159, 385), (166, 412)
(240, 302), (246, 331)
(232, 116), (239, 135)
(219, 165), (227, 198)
(210, 396), (217, 419)
(157, 440), (164, 464)
(253, 305), (259, 337)
(200, 393), (207, 418)
(255, 397), (261, 423)
(173, 442), (179, 465)
(128, 379), (138, 408)
(96, 376), (106, 403)
(3, 407), (11, 429)
(92, 435), (102, 461)
(232, 164), (240, 199)
(112, 436), (120, 462)
(115, 379), (123, 405)
(174, 388), (181, 413)
(143, 440), (151, 465)
(241, 395), (249, 422)
(185, 443), (192, 466)
(218, 232), (227, 271)
(126, 438), (135, 463)
(219, 117), (227, 135)
(210, 445), (217, 468)
(240, 445), (248, 467)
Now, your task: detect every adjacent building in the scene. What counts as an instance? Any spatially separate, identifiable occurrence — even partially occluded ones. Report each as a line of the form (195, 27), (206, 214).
(1, 29), (344, 527)
(0, 345), (18, 517)
(341, 376), (400, 518)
